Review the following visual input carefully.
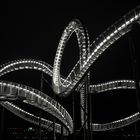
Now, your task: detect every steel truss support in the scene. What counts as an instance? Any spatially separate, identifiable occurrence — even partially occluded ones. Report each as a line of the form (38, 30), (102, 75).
(39, 72), (44, 140)
(128, 30), (140, 140)
(72, 91), (76, 140)
(76, 74), (92, 140)
(87, 84), (93, 140)
(0, 107), (5, 140)
(53, 93), (56, 140)
(39, 72), (57, 140)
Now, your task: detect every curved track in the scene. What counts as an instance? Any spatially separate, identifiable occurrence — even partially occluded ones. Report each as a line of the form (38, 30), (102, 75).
(52, 5), (140, 96)
(0, 101), (69, 135)
(89, 80), (137, 93)
(0, 5), (140, 135)
(0, 60), (140, 132)
(0, 80), (73, 134)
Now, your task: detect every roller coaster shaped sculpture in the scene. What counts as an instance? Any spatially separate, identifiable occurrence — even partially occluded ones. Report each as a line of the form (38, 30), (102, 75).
(0, 5), (140, 136)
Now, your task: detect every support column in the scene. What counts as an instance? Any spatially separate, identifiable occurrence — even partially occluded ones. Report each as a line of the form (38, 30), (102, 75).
(61, 125), (63, 140)
(53, 93), (56, 140)
(72, 91), (75, 140)
(0, 107), (5, 140)
(53, 118), (56, 140)
(128, 33), (140, 139)
(87, 88), (93, 140)
(39, 72), (44, 140)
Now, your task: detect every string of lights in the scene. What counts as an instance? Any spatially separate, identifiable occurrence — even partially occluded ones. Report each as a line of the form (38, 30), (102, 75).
(0, 5), (140, 138)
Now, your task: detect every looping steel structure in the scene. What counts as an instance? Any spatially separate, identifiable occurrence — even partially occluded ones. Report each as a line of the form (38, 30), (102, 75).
(0, 5), (140, 136)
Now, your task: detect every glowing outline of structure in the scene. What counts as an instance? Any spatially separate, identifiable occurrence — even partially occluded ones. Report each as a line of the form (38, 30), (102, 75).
(52, 6), (140, 96)
(0, 5), (140, 135)
(0, 80), (73, 134)
(0, 60), (140, 132)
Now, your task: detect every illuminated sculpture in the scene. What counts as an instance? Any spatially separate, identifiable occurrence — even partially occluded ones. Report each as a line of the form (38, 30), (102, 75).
(0, 5), (140, 136)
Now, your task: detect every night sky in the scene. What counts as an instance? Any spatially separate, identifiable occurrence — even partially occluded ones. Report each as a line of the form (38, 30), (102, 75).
(0, 0), (140, 138)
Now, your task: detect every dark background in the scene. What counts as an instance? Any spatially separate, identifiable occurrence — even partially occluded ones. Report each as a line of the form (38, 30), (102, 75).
(0, 1), (140, 139)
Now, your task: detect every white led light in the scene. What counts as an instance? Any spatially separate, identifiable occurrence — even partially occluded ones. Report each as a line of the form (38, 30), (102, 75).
(114, 30), (118, 34)
(130, 17), (135, 22)
(106, 36), (111, 40)
(118, 26), (122, 31)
